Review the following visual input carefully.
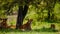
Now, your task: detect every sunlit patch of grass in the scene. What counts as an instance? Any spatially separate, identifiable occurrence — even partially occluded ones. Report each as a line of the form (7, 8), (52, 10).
(31, 22), (60, 32)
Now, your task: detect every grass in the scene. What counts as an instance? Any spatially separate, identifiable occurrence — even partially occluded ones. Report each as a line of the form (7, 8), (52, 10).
(0, 21), (60, 34)
(0, 28), (59, 34)
(0, 30), (59, 34)
(2, 31), (59, 34)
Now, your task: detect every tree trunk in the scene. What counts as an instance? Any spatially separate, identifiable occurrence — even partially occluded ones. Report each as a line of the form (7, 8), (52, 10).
(23, 5), (29, 19)
(16, 5), (29, 29)
(16, 6), (23, 29)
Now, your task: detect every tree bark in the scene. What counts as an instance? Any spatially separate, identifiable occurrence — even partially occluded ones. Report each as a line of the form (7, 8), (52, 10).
(16, 5), (29, 29)
(23, 5), (29, 20)
(16, 6), (23, 29)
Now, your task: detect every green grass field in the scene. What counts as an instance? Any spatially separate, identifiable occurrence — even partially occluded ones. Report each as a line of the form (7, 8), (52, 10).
(0, 32), (59, 34)
(0, 21), (60, 34)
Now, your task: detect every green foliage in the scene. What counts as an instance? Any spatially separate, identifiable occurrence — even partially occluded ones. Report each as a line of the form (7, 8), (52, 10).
(0, 10), (7, 18)
(0, 0), (60, 22)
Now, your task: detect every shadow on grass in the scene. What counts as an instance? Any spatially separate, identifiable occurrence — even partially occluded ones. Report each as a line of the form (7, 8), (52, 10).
(0, 27), (58, 33)
(0, 28), (22, 32)
(33, 27), (58, 32)
(0, 28), (33, 33)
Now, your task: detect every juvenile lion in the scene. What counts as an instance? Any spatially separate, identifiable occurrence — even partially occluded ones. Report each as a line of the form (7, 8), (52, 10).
(19, 19), (33, 31)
